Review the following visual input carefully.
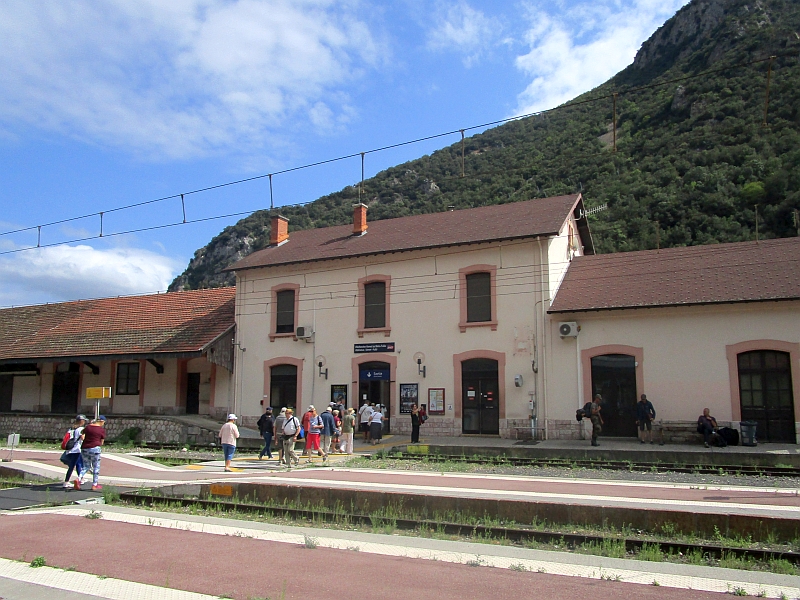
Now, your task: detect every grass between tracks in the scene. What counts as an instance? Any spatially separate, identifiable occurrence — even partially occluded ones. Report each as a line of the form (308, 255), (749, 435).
(108, 489), (800, 577)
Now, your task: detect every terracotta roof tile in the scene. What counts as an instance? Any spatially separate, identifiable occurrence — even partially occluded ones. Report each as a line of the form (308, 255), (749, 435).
(549, 238), (800, 313)
(0, 288), (235, 362)
(228, 195), (586, 271)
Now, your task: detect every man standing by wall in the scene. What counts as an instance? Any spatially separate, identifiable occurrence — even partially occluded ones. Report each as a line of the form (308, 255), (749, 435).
(590, 395), (603, 447)
(81, 416), (106, 491)
(636, 394), (656, 444)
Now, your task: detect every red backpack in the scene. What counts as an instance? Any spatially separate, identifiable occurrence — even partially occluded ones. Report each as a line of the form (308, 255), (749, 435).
(61, 429), (77, 450)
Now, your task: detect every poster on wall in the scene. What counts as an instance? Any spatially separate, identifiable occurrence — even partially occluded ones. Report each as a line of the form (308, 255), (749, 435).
(330, 384), (348, 408)
(399, 383), (418, 414)
(428, 388), (445, 414)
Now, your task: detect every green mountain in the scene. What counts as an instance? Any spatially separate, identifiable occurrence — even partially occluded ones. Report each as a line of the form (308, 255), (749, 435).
(169, 0), (800, 291)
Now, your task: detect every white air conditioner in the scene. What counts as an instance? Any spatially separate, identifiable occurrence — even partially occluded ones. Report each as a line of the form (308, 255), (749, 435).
(295, 326), (314, 339)
(558, 322), (579, 338)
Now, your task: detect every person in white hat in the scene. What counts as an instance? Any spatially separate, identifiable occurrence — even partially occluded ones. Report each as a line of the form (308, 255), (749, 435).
(219, 414), (240, 472)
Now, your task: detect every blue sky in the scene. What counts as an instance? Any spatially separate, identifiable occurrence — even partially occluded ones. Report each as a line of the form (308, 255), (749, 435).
(0, 0), (688, 307)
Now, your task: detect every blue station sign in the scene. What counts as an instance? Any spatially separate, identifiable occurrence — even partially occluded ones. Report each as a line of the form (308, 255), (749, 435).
(360, 369), (390, 380)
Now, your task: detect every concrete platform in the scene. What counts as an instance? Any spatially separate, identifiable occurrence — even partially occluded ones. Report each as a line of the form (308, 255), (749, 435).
(0, 483), (102, 511)
(392, 437), (800, 467)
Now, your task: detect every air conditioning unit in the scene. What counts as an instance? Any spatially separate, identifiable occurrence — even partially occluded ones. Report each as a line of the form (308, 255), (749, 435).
(558, 322), (579, 338)
(295, 326), (314, 340)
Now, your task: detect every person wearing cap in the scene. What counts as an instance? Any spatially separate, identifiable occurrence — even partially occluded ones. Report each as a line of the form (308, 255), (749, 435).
(301, 405), (315, 457)
(75, 414), (90, 485)
(636, 394), (656, 444)
(320, 406), (336, 460)
(280, 408), (301, 467)
(62, 416), (86, 489)
(257, 407), (274, 460)
(219, 414), (240, 472)
(80, 416), (107, 491)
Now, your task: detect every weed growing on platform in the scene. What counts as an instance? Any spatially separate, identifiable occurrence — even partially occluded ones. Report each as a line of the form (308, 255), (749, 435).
(509, 563), (528, 572)
(303, 534), (319, 549)
(29, 556), (46, 568)
(84, 510), (102, 519)
(635, 543), (664, 562)
(728, 585), (748, 596)
(579, 538), (626, 559)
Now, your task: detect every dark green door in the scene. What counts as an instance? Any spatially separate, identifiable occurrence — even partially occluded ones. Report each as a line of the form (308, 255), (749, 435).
(590, 354), (638, 437)
(52, 362), (80, 414)
(461, 359), (499, 435)
(738, 351), (795, 443)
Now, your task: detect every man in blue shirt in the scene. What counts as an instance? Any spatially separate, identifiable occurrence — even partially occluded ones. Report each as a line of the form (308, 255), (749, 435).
(319, 407), (337, 461)
(636, 394), (656, 444)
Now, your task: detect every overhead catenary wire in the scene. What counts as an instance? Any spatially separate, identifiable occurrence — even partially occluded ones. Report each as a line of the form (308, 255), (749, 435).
(0, 50), (795, 256)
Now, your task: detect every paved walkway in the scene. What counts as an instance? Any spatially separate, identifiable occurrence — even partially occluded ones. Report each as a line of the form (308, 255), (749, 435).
(2, 505), (799, 599)
(4, 449), (800, 519)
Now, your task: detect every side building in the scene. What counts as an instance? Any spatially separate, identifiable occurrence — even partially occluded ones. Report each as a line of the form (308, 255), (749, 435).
(548, 238), (800, 443)
(0, 288), (235, 421)
(227, 195), (593, 437)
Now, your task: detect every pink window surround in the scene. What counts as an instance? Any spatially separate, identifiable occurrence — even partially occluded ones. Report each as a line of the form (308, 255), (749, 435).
(725, 340), (800, 422)
(111, 360), (145, 408)
(138, 359), (146, 409)
(209, 363), (217, 409)
(351, 353), (397, 417)
(581, 345), (644, 408)
(452, 350), (506, 420)
(269, 283), (300, 342)
(176, 359), (188, 410)
(458, 265), (498, 333)
(357, 274), (391, 337)
(263, 357), (304, 411)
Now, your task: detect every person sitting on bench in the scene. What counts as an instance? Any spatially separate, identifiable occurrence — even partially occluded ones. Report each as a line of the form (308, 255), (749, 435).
(697, 408), (726, 448)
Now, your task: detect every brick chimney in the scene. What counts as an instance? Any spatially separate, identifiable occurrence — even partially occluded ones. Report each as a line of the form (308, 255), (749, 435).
(353, 203), (368, 235)
(269, 215), (289, 245)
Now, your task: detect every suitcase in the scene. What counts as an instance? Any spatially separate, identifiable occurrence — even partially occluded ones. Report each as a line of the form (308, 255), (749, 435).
(718, 427), (739, 446)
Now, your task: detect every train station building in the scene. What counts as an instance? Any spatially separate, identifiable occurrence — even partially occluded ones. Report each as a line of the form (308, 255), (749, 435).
(227, 195), (593, 437)
(0, 287), (235, 419)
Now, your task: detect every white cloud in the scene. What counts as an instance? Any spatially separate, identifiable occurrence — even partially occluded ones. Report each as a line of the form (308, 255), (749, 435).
(426, 1), (500, 67)
(0, 244), (180, 306)
(513, 0), (690, 115)
(0, 0), (384, 160)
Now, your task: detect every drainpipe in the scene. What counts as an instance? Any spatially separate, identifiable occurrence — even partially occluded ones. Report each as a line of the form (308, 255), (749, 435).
(536, 237), (549, 440)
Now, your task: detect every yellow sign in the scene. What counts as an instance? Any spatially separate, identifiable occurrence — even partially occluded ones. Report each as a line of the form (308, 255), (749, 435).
(209, 484), (233, 497)
(86, 387), (112, 399)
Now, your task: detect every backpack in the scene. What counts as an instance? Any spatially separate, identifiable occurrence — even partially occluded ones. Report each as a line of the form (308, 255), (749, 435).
(61, 429), (77, 451)
(575, 402), (593, 422)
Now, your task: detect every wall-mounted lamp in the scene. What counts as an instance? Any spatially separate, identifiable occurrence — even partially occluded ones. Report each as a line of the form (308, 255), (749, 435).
(414, 352), (426, 378)
(316, 355), (328, 380)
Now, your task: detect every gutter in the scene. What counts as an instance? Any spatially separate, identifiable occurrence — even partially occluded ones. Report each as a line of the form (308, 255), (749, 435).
(548, 296), (800, 315)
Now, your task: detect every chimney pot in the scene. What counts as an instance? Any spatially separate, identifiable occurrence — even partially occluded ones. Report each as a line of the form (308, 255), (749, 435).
(353, 203), (368, 235)
(269, 215), (289, 245)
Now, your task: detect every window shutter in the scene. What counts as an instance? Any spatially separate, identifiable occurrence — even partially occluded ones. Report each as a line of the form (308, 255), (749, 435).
(466, 272), (491, 322)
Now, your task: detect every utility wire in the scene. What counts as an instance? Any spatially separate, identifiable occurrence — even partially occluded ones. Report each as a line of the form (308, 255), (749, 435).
(1, 50), (795, 254)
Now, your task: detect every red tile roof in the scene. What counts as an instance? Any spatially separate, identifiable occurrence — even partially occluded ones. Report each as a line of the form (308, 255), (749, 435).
(549, 237), (800, 313)
(0, 288), (235, 362)
(228, 195), (589, 271)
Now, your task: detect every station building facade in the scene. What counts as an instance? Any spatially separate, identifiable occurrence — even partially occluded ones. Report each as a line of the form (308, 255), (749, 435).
(228, 195), (593, 437)
(547, 238), (800, 444)
(0, 288), (235, 418)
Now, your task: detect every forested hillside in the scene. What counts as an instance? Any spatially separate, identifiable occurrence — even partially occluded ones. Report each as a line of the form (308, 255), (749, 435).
(170, 0), (800, 291)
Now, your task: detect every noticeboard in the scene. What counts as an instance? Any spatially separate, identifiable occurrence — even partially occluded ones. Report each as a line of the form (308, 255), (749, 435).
(86, 387), (112, 399)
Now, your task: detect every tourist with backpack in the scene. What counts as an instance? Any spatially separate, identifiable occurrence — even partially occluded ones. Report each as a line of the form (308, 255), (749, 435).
(61, 416), (85, 489)
(281, 408), (301, 467)
(273, 407), (287, 464)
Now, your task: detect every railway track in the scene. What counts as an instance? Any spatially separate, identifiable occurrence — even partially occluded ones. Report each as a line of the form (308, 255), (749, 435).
(387, 453), (800, 477)
(119, 491), (800, 566)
